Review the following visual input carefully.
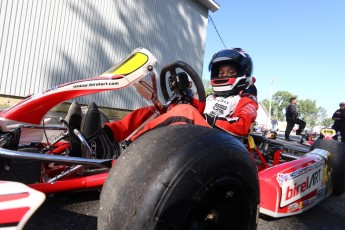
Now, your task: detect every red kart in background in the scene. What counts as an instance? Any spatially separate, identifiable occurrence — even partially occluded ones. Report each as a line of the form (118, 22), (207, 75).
(1, 48), (345, 229)
(300, 127), (341, 146)
(248, 132), (345, 218)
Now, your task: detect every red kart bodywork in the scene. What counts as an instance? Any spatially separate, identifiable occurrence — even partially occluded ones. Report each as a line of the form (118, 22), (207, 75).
(0, 48), (157, 194)
(0, 181), (45, 229)
(0, 48), (156, 125)
(258, 148), (332, 217)
(245, 134), (334, 218)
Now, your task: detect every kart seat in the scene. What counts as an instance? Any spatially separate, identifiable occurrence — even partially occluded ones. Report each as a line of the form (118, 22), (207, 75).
(80, 102), (118, 159)
(65, 101), (83, 157)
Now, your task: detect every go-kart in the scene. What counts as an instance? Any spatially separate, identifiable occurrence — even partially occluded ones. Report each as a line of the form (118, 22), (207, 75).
(248, 130), (345, 218)
(0, 48), (259, 229)
(1, 48), (345, 229)
(300, 127), (341, 146)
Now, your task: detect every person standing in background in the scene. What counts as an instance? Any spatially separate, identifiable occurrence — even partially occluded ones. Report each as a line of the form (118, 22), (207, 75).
(284, 97), (306, 141)
(331, 102), (345, 142)
(271, 119), (278, 131)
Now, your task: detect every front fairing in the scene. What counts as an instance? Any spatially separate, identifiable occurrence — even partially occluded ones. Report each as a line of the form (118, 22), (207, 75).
(0, 48), (157, 125)
(259, 149), (333, 218)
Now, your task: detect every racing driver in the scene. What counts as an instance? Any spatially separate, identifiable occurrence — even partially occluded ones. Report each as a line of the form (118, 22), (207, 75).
(81, 48), (258, 158)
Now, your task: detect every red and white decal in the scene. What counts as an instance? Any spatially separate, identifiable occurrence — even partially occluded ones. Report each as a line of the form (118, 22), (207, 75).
(0, 181), (45, 230)
(277, 161), (323, 207)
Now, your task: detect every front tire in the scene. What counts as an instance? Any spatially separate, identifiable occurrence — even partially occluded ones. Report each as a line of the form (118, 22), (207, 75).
(311, 139), (345, 195)
(98, 125), (259, 230)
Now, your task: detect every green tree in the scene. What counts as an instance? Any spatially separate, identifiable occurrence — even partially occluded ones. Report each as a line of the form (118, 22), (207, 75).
(298, 99), (318, 127)
(321, 118), (333, 127)
(262, 91), (296, 121)
(202, 78), (213, 96)
(315, 107), (328, 125)
(261, 91), (329, 127)
(261, 98), (269, 113)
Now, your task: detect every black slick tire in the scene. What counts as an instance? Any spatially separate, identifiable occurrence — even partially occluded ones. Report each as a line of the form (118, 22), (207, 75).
(98, 125), (259, 230)
(311, 139), (345, 195)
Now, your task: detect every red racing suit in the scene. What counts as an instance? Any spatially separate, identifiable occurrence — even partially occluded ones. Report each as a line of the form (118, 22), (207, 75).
(105, 104), (209, 142)
(215, 95), (258, 137)
(105, 94), (258, 142)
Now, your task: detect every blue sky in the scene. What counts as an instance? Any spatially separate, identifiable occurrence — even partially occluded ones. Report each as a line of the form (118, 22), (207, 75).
(202, 0), (345, 117)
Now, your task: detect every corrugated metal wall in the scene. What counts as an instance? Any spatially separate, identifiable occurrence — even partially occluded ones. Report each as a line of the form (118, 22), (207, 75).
(0, 0), (209, 110)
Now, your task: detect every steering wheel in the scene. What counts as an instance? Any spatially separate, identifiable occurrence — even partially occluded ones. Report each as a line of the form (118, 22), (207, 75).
(160, 61), (206, 114)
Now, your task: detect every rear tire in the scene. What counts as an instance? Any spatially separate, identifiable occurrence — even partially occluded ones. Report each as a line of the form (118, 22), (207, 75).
(311, 139), (345, 195)
(98, 125), (259, 230)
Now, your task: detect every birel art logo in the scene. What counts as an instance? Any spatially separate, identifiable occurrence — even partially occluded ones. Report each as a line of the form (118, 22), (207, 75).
(278, 162), (323, 207)
(285, 169), (321, 200)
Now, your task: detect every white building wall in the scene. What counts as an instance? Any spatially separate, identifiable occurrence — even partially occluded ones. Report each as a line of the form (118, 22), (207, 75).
(0, 0), (213, 110)
(256, 102), (269, 128)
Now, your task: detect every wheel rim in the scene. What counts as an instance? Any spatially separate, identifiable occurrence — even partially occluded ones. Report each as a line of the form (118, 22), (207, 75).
(185, 176), (251, 230)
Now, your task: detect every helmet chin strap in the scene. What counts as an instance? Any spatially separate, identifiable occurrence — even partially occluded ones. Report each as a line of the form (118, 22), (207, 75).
(214, 89), (242, 97)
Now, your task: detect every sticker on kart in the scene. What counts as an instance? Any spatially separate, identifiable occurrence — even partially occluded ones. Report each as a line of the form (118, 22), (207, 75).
(278, 160), (323, 207)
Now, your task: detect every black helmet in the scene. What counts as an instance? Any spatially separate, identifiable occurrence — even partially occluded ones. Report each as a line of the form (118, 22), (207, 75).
(340, 102), (345, 106)
(208, 48), (253, 97)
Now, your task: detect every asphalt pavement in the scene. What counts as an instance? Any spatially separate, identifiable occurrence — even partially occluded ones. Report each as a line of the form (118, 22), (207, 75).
(21, 188), (345, 230)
